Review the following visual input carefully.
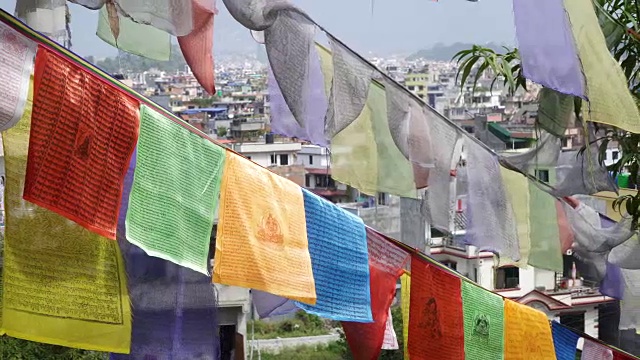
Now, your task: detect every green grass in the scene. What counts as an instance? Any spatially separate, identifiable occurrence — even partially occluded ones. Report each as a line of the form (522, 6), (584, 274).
(249, 311), (333, 340)
(260, 342), (345, 360)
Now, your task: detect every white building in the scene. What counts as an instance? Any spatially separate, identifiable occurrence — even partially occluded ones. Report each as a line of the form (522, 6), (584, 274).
(229, 141), (302, 168)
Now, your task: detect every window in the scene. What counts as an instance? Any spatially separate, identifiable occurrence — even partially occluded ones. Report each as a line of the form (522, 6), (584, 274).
(535, 169), (550, 183)
(408, 86), (415, 91)
(495, 266), (519, 290)
(612, 150), (619, 161)
(377, 192), (389, 206)
(270, 154), (276, 165)
(442, 261), (457, 271)
(309, 155), (314, 165)
(280, 154), (289, 166)
(305, 174), (311, 187)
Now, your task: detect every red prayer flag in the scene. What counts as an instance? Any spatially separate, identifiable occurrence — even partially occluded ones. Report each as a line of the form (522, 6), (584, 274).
(614, 351), (638, 360)
(342, 229), (409, 360)
(408, 255), (464, 360)
(24, 46), (139, 239)
(178, 0), (216, 94)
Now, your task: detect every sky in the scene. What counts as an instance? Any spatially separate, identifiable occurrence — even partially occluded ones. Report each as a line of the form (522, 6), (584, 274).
(0, 0), (516, 58)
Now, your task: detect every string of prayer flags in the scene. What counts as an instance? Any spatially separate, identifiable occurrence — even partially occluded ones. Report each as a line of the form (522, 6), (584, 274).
(551, 321), (580, 360)
(512, 0), (585, 97)
(0, 21), (36, 132)
(268, 43), (329, 147)
(381, 308), (399, 350)
(325, 36), (373, 138)
(214, 151), (316, 304)
(408, 256), (464, 360)
(582, 339), (614, 360)
(503, 299), (556, 360)
(499, 166), (531, 267)
(23, 46), (139, 240)
(2, 74), (132, 352)
(461, 282), (504, 360)
(97, 5), (171, 61)
(564, 0), (640, 133)
(177, 0), (216, 94)
(125, 104), (224, 275)
(342, 229), (409, 360)
(466, 140), (520, 261)
(113, 151), (220, 359)
(528, 182), (563, 272)
(331, 80), (417, 198)
(252, 290), (297, 319)
(295, 189), (371, 322)
(400, 273), (410, 360)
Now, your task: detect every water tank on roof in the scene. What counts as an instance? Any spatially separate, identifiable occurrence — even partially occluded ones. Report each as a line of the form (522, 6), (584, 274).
(266, 133), (274, 144)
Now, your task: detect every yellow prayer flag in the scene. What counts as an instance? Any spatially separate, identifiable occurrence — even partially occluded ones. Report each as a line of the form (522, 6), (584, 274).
(564, 0), (640, 133)
(331, 82), (417, 198)
(400, 273), (410, 360)
(1, 76), (132, 353)
(214, 152), (316, 304)
(504, 299), (556, 360)
(499, 167), (531, 267)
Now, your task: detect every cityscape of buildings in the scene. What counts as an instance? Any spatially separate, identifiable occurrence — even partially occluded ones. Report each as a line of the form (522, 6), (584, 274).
(110, 53), (632, 358)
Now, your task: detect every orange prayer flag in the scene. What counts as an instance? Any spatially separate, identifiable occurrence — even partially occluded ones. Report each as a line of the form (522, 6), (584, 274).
(342, 229), (409, 360)
(504, 299), (557, 360)
(213, 152), (316, 304)
(24, 46), (139, 240)
(408, 255), (464, 360)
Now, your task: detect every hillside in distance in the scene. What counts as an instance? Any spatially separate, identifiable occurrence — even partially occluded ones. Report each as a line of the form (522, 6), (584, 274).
(407, 42), (508, 61)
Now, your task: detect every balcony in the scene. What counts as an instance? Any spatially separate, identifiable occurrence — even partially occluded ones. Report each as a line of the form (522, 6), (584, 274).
(230, 120), (265, 132)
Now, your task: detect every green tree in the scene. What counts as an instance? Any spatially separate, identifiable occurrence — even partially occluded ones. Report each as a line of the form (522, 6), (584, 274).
(217, 126), (228, 138)
(453, 0), (640, 227)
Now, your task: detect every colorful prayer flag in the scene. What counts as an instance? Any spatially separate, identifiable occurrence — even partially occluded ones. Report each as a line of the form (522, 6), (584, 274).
(408, 256), (464, 360)
(381, 308), (399, 350)
(295, 189), (371, 322)
(97, 5), (171, 61)
(214, 152), (316, 304)
(582, 339), (613, 360)
(499, 166), (530, 267)
(504, 299), (556, 360)
(461, 281), (504, 360)
(2, 73), (131, 353)
(342, 229), (409, 360)
(177, 0), (216, 94)
(23, 47), (139, 240)
(513, 0), (585, 97)
(252, 290), (297, 319)
(528, 183), (563, 272)
(551, 321), (580, 360)
(401, 273), (411, 360)
(0, 20), (35, 132)
(331, 81), (417, 198)
(126, 104), (224, 275)
(564, 0), (640, 133)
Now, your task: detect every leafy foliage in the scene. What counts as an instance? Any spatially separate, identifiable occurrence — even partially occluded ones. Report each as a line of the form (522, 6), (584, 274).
(0, 336), (107, 360)
(249, 311), (332, 340)
(453, 0), (640, 228)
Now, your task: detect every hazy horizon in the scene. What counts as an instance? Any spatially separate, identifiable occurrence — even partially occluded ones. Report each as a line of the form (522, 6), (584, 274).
(1, 0), (516, 59)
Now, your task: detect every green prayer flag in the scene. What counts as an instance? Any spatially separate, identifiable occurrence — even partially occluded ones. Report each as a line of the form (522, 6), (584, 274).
(97, 6), (171, 61)
(461, 281), (504, 360)
(126, 105), (225, 275)
(527, 182), (563, 272)
(537, 88), (574, 137)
